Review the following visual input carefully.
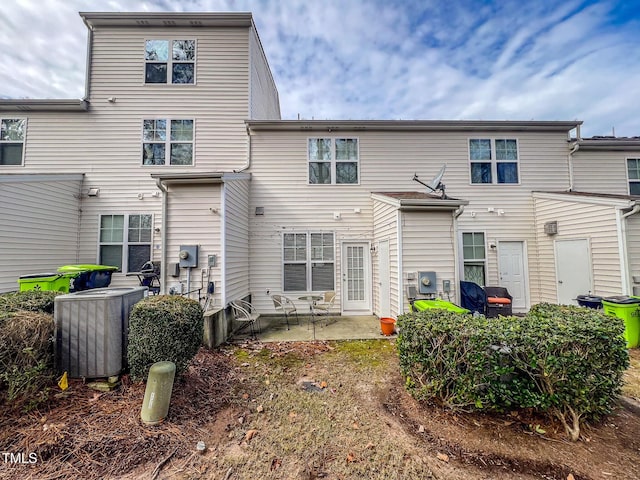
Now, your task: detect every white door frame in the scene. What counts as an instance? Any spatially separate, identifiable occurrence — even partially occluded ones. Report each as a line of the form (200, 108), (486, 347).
(497, 240), (530, 311)
(341, 241), (372, 314)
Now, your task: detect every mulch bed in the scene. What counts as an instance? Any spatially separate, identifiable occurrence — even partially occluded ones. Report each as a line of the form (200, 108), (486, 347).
(0, 348), (237, 480)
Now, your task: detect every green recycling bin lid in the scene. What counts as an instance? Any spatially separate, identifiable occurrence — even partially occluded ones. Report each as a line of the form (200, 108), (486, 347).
(57, 264), (118, 273)
(603, 295), (640, 304)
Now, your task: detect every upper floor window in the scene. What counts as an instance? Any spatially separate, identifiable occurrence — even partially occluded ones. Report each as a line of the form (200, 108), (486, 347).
(142, 119), (194, 166)
(469, 138), (519, 184)
(627, 159), (640, 195)
(308, 138), (359, 184)
(0, 118), (26, 166)
(99, 214), (152, 272)
(145, 40), (195, 84)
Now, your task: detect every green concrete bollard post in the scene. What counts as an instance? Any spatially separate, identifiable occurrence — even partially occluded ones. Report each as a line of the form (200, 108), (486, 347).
(140, 361), (176, 425)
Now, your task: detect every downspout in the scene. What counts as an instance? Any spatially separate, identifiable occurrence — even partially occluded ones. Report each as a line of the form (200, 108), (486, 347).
(568, 142), (579, 191)
(155, 178), (168, 294)
(397, 210), (404, 314)
(80, 16), (94, 102)
(452, 206), (465, 305)
(615, 204), (640, 295)
(238, 125), (252, 172)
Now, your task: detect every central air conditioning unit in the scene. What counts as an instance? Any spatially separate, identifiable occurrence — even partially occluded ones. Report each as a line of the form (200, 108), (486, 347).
(418, 271), (437, 295)
(54, 287), (147, 378)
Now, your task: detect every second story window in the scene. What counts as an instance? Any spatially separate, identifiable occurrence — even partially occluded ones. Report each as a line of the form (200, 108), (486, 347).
(469, 138), (519, 184)
(145, 39), (195, 84)
(628, 159), (640, 195)
(0, 118), (26, 166)
(308, 138), (359, 184)
(142, 119), (194, 166)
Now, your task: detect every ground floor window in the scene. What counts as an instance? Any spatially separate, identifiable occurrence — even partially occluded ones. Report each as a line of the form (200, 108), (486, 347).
(99, 214), (152, 272)
(283, 232), (334, 291)
(462, 232), (486, 286)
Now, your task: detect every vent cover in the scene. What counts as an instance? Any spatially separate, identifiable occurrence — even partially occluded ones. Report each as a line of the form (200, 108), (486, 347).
(544, 221), (558, 235)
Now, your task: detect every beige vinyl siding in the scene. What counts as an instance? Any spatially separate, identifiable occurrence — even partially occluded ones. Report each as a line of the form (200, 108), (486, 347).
(247, 131), (376, 313)
(401, 210), (457, 312)
(248, 128), (572, 309)
(0, 175), (82, 292)
(164, 184), (222, 302)
(533, 193), (625, 301)
(223, 177), (250, 304)
(87, 26), (251, 171)
(249, 28), (280, 120)
(372, 199), (399, 317)
(572, 150), (640, 195)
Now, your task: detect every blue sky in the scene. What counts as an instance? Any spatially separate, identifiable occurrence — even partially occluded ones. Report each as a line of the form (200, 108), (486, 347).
(1, 0), (639, 137)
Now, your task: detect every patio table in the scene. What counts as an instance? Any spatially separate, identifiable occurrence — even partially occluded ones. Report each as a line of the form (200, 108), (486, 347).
(298, 295), (323, 339)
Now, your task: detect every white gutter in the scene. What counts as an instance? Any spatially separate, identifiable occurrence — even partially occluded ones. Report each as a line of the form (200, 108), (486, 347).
(155, 178), (169, 294)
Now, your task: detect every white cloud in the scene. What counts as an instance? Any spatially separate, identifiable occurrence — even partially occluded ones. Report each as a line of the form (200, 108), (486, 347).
(0, 0), (638, 136)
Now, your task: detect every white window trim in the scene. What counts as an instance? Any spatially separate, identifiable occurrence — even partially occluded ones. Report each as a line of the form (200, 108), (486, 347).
(282, 231), (336, 292)
(140, 118), (196, 167)
(459, 230), (488, 286)
(0, 117), (26, 167)
(307, 137), (360, 185)
(468, 137), (520, 185)
(626, 157), (640, 195)
(97, 213), (154, 273)
(143, 38), (197, 86)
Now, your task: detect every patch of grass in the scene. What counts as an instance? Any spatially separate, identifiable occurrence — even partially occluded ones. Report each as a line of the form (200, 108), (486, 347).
(331, 339), (396, 369)
(223, 342), (436, 479)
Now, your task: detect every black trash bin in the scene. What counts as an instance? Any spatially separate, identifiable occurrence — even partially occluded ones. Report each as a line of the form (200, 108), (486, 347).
(576, 294), (603, 309)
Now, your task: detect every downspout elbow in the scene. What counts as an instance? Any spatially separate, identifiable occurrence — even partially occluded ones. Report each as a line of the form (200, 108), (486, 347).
(453, 205), (465, 219)
(622, 204), (640, 219)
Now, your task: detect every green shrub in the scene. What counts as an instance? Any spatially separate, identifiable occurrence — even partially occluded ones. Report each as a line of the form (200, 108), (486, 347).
(0, 311), (55, 407)
(397, 304), (629, 440)
(0, 291), (59, 409)
(0, 290), (59, 314)
(127, 295), (204, 380)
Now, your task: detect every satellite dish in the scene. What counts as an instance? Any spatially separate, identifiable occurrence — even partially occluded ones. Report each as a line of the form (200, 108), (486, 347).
(412, 164), (447, 198)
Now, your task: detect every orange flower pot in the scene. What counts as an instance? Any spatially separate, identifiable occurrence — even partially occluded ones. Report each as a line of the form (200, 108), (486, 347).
(380, 317), (396, 336)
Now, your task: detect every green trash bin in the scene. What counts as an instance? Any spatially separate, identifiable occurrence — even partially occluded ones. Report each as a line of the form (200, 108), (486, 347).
(18, 272), (76, 293)
(602, 296), (640, 348)
(411, 299), (470, 314)
(57, 264), (118, 291)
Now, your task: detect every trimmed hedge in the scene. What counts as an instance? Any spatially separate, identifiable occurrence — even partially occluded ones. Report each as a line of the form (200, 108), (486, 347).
(397, 303), (629, 440)
(127, 295), (204, 381)
(0, 291), (59, 409)
(0, 290), (59, 314)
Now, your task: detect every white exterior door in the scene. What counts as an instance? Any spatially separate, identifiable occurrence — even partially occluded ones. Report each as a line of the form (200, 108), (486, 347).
(498, 241), (528, 310)
(378, 240), (391, 317)
(342, 242), (371, 313)
(555, 238), (592, 305)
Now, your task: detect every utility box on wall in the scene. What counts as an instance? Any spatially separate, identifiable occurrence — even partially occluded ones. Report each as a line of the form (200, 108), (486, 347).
(418, 271), (437, 294)
(178, 245), (199, 268)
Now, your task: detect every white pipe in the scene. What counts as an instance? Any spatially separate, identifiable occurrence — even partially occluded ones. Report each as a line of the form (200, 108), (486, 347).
(397, 210), (404, 314)
(616, 209), (629, 295)
(452, 207), (463, 305)
(155, 178), (168, 294)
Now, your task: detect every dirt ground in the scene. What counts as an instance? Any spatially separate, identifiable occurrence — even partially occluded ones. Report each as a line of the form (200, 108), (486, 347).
(1, 342), (640, 480)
